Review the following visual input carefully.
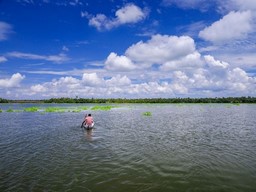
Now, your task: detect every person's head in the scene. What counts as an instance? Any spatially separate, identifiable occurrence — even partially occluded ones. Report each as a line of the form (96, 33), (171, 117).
(88, 114), (91, 116)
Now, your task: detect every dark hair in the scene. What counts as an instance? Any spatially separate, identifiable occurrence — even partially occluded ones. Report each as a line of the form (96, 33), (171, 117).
(88, 114), (91, 116)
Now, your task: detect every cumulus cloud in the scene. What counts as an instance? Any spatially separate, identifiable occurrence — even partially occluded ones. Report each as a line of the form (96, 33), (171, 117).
(115, 4), (147, 24)
(83, 4), (147, 31)
(105, 52), (136, 71)
(82, 73), (104, 87)
(104, 34), (199, 71)
(160, 51), (202, 71)
(106, 75), (131, 87)
(31, 84), (47, 93)
(17, 62), (255, 98)
(26, 73), (134, 98)
(126, 35), (196, 65)
(0, 73), (25, 88)
(7, 52), (69, 63)
(204, 55), (229, 68)
(227, 67), (254, 91)
(199, 11), (253, 43)
(0, 21), (13, 41)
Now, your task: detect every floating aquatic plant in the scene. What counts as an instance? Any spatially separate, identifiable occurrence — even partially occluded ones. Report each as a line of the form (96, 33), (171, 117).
(91, 105), (114, 111)
(6, 109), (14, 112)
(70, 109), (81, 113)
(24, 107), (39, 112)
(77, 106), (89, 110)
(44, 107), (65, 113)
(143, 111), (152, 116)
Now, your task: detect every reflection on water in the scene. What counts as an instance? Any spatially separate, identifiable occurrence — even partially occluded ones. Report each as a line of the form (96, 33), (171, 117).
(84, 128), (93, 141)
(0, 104), (256, 192)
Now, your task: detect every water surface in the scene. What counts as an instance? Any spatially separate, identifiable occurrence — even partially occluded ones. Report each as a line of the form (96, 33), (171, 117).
(0, 104), (256, 191)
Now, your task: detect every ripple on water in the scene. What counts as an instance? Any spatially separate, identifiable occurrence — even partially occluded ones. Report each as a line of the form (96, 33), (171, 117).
(0, 104), (256, 191)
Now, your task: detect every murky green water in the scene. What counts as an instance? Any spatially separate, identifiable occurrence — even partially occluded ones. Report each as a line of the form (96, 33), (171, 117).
(0, 104), (256, 191)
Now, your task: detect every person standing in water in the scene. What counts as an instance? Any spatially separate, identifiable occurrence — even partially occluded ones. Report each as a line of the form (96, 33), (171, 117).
(81, 114), (94, 129)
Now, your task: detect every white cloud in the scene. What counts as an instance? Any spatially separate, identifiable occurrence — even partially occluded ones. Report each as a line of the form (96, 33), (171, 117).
(106, 75), (131, 87)
(0, 73), (25, 88)
(160, 51), (202, 71)
(230, 0), (256, 11)
(85, 4), (147, 31)
(103, 35), (200, 72)
(82, 73), (103, 87)
(0, 56), (7, 63)
(115, 4), (147, 24)
(126, 35), (196, 65)
(7, 52), (69, 63)
(204, 55), (229, 68)
(105, 52), (136, 71)
(216, 53), (256, 69)
(0, 22), (13, 41)
(199, 11), (253, 43)
(31, 84), (47, 93)
(11, 63), (256, 99)
(227, 67), (254, 91)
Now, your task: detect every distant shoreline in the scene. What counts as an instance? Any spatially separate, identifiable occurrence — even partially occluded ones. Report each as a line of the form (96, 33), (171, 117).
(1, 97), (256, 104)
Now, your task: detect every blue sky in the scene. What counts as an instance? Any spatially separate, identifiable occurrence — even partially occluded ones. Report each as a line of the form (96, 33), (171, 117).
(0, 0), (256, 99)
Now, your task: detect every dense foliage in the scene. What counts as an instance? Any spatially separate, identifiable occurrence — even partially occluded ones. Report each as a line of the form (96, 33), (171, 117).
(1, 97), (256, 103)
(44, 97), (256, 103)
(0, 98), (8, 103)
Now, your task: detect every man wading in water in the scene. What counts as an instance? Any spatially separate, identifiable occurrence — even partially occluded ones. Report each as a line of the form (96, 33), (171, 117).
(81, 114), (94, 129)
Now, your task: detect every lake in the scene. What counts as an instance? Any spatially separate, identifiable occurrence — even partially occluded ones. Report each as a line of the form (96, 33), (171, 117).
(0, 103), (256, 192)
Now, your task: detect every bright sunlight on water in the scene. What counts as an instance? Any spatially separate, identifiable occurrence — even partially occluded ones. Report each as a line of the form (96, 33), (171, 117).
(0, 104), (256, 192)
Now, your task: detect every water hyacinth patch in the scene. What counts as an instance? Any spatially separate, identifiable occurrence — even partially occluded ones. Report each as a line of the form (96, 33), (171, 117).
(91, 105), (114, 111)
(77, 106), (89, 110)
(44, 107), (65, 113)
(143, 112), (152, 116)
(24, 107), (39, 112)
(70, 109), (81, 113)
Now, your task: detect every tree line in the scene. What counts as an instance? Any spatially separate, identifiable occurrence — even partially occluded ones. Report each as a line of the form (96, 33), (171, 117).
(1, 97), (256, 103)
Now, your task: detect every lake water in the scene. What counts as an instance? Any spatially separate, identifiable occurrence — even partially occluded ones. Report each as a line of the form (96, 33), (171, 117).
(0, 104), (256, 192)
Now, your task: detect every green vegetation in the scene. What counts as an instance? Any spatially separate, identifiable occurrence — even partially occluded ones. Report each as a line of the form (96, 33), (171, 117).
(24, 107), (39, 112)
(77, 106), (89, 110)
(1, 96), (256, 104)
(143, 112), (152, 116)
(43, 97), (256, 104)
(91, 105), (114, 111)
(70, 109), (81, 113)
(0, 109), (2, 113)
(6, 109), (14, 112)
(0, 98), (8, 103)
(44, 107), (65, 113)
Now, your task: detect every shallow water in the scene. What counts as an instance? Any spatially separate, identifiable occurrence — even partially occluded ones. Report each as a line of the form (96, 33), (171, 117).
(0, 104), (256, 191)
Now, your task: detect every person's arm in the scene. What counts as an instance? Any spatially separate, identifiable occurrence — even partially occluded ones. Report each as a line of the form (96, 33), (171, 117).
(81, 119), (85, 128)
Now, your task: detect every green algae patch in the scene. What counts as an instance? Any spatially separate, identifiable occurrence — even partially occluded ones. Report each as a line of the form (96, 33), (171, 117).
(91, 105), (114, 111)
(24, 107), (39, 112)
(77, 106), (89, 110)
(44, 107), (65, 113)
(6, 109), (14, 112)
(69, 109), (81, 113)
(143, 111), (152, 116)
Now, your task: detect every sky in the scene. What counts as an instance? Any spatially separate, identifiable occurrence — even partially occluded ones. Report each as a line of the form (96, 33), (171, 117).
(0, 0), (256, 99)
